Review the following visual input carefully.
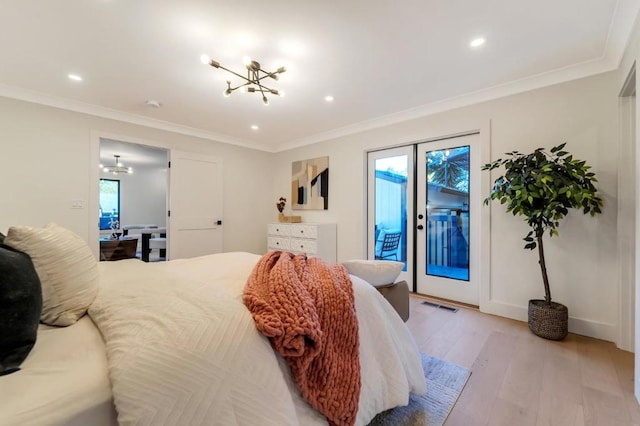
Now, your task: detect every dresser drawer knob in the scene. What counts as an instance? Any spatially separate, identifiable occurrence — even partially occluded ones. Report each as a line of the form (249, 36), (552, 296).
(300, 230), (304, 234)
(276, 242), (280, 245)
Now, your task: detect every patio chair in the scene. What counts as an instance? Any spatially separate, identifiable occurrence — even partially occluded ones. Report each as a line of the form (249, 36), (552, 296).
(375, 230), (402, 260)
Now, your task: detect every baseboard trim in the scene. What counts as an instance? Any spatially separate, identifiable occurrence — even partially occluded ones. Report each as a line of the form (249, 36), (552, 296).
(480, 300), (617, 342)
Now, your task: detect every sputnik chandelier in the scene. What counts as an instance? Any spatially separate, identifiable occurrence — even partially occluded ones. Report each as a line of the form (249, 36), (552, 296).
(200, 54), (286, 105)
(100, 155), (132, 174)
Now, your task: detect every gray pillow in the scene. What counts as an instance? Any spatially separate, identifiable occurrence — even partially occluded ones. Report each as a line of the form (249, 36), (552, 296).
(341, 259), (404, 287)
(0, 244), (42, 375)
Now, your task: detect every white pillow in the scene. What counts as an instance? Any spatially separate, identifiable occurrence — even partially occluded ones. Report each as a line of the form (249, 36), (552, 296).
(341, 259), (404, 287)
(4, 223), (99, 326)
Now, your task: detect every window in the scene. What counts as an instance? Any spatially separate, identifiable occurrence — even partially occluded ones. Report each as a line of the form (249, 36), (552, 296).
(99, 179), (120, 230)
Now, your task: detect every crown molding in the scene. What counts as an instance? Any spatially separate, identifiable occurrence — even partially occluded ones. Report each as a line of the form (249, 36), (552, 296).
(604, 0), (640, 67)
(276, 56), (617, 152)
(0, 84), (274, 153)
(0, 49), (624, 157)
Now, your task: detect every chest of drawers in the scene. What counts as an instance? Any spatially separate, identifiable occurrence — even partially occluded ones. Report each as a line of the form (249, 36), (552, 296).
(267, 223), (337, 262)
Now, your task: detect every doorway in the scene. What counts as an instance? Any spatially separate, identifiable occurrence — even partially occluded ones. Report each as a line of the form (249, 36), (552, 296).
(618, 63), (638, 399)
(99, 138), (169, 262)
(367, 133), (481, 306)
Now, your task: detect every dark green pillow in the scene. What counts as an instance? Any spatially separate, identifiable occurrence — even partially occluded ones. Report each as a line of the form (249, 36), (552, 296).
(0, 232), (5, 244)
(0, 243), (42, 376)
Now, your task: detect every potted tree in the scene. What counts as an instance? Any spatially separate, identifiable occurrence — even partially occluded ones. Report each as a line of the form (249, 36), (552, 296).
(482, 143), (603, 340)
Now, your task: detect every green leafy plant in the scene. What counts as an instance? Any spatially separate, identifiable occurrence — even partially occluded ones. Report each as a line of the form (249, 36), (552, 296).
(482, 143), (603, 305)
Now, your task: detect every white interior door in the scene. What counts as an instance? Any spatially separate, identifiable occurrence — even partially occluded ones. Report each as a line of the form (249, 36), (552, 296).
(416, 134), (480, 305)
(168, 150), (223, 260)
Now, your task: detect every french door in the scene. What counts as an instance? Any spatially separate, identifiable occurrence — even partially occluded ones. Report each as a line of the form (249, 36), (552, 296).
(416, 134), (480, 305)
(367, 133), (480, 305)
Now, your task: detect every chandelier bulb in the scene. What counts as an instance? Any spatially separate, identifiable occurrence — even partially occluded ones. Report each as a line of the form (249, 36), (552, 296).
(200, 54), (210, 65)
(223, 88), (232, 97)
(262, 96), (269, 106)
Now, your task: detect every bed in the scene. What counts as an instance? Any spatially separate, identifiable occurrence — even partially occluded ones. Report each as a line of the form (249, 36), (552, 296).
(1, 225), (425, 426)
(0, 317), (117, 425)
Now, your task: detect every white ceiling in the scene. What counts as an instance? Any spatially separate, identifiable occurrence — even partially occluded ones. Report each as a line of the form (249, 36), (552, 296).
(1, 0), (638, 153)
(100, 138), (168, 169)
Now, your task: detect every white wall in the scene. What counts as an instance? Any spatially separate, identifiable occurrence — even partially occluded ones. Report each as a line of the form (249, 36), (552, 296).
(0, 96), (274, 255)
(272, 71), (619, 342)
(100, 164), (168, 229)
(615, 10), (640, 400)
(0, 58), (624, 344)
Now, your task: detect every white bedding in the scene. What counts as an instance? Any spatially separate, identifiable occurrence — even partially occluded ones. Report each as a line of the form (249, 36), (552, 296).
(0, 316), (117, 426)
(89, 252), (425, 426)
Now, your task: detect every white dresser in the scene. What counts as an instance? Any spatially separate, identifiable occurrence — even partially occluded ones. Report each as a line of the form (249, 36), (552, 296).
(267, 223), (337, 262)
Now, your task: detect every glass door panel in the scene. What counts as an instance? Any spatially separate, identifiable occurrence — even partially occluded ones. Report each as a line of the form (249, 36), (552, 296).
(426, 146), (470, 281)
(367, 146), (414, 285)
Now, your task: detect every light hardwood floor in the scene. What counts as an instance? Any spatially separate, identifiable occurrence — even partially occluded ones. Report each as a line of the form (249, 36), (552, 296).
(406, 295), (639, 426)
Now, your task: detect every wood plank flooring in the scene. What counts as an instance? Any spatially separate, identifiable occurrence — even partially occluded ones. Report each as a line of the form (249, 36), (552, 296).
(405, 295), (638, 426)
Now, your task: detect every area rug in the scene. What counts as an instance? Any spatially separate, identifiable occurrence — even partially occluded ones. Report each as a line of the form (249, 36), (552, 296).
(368, 353), (471, 426)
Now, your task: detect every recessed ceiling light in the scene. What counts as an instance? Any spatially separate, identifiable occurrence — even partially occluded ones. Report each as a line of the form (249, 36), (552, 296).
(251, 125), (259, 130)
(325, 95), (334, 102)
(68, 74), (83, 81)
(470, 37), (486, 48)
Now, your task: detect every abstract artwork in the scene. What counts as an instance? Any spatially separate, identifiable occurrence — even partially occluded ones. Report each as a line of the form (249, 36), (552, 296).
(292, 156), (329, 210)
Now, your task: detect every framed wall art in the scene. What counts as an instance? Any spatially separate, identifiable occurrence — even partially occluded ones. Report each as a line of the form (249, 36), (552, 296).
(291, 156), (329, 210)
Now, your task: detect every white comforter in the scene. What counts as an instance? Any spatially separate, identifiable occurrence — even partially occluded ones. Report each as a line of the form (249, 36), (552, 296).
(89, 252), (425, 426)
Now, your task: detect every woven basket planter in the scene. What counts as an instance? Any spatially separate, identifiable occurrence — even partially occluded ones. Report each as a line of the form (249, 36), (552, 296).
(528, 299), (568, 340)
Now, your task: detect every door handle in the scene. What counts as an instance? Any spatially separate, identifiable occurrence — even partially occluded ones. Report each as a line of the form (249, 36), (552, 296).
(417, 224), (424, 230)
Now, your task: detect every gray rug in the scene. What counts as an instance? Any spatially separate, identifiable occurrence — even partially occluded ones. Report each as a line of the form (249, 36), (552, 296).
(368, 353), (471, 426)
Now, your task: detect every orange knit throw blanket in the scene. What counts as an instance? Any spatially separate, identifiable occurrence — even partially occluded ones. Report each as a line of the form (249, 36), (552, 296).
(243, 251), (361, 426)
